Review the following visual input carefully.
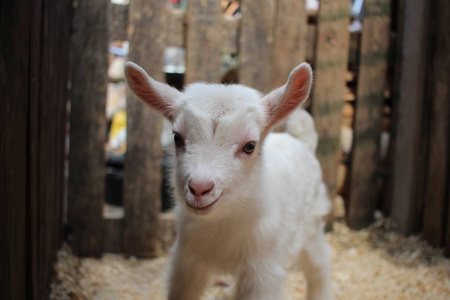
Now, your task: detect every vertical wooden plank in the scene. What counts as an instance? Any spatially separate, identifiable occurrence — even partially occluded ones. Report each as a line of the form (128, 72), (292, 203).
(305, 22), (317, 64)
(1, 0), (69, 298)
(239, 0), (276, 93)
(0, 1), (30, 298)
(382, 0), (403, 218)
(347, 0), (391, 229)
(125, 0), (166, 257)
(422, 0), (450, 247)
(28, 0), (44, 298)
(34, 0), (71, 297)
(271, 0), (308, 89)
(389, 0), (430, 235)
(166, 9), (185, 47)
(446, 188), (450, 257)
(103, 218), (123, 253)
(311, 0), (350, 197)
(108, 1), (129, 42)
(68, 0), (108, 257)
(185, 0), (222, 83)
(445, 70), (450, 256)
(222, 16), (239, 54)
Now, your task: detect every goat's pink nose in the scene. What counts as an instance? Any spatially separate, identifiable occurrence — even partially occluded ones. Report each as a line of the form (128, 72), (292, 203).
(188, 179), (214, 197)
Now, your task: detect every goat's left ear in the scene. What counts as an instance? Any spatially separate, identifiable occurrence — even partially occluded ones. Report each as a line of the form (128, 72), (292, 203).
(262, 63), (313, 129)
(125, 61), (181, 122)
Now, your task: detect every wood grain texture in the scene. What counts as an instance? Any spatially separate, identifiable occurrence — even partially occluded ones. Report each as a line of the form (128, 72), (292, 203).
(422, 0), (450, 247)
(311, 0), (350, 197)
(31, 0), (70, 296)
(124, 0), (166, 257)
(185, 0), (222, 83)
(29, 1), (43, 297)
(389, 0), (430, 235)
(444, 0), (450, 257)
(306, 23), (317, 64)
(108, 2), (129, 42)
(222, 16), (239, 54)
(347, 0), (391, 229)
(0, 2), (30, 298)
(68, 0), (109, 257)
(271, 0), (307, 89)
(239, 0), (276, 93)
(447, 190), (450, 256)
(103, 218), (123, 253)
(166, 9), (185, 47)
(1, 0), (70, 298)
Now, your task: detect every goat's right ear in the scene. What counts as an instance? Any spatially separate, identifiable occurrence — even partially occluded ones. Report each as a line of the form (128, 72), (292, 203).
(262, 63), (313, 129)
(124, 62), (181, 121)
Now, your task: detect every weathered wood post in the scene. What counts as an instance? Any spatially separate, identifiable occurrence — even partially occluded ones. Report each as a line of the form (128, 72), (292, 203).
(347, 0), (391, 229)
(310, 0), (350, 201)
(240, 0), (308, 93)
(67, 0), (109, 257)
(124, 0), (166, 257)
(418, 0), (450, 248)
(271, 0), (308, 89)
(185, 0), (222, 83)
(239, 0), (277, 93)
(389, 0), (430, 235)
(108, 1), (129, 41)
(1, 0), (71, 297)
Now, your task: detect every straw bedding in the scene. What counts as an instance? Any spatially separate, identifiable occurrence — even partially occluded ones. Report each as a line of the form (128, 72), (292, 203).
(51, 216), (450, 300)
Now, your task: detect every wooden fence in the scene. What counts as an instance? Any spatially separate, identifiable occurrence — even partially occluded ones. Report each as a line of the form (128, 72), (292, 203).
(1, 0), (71, 299)
(389, 0), (450, 250)
(4, 0), (448, 298)
(66, 0), (450, 258)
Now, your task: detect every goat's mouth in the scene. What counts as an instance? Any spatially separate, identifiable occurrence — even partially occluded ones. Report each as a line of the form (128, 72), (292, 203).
(185, 196), (221, 215)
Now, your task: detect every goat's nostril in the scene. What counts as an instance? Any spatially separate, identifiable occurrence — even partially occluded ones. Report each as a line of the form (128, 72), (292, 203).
(189, 185), (195, 195)
(188, 180), (214, 197)
(201, 183), (214, 195)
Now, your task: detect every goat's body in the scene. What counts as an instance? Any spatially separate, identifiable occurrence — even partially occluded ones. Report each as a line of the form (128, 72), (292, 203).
(125, 62), (332, 300)
(170, 131), (331, 300)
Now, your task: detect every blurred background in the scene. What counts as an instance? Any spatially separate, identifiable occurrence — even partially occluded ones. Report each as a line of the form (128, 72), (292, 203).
(1, 0), (449, 299)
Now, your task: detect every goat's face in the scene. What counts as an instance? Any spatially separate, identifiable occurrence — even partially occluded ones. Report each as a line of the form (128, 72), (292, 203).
(125, 62), (312, 216)
(169, 85), (267, 215)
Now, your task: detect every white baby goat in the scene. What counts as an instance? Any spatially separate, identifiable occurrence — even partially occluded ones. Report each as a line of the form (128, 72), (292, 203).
(125, 62), (332, 300)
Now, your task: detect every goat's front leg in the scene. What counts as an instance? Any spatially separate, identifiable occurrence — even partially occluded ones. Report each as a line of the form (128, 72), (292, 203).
(168, 245), (209, 300)
(234, 261), (286, 300)
(299, 227), (332, 300)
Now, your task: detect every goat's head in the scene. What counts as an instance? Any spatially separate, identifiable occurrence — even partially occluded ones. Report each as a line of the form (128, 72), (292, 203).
(125, 62), (312, 217)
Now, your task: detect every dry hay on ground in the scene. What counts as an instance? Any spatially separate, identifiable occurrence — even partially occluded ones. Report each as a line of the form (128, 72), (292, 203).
(51, 218), (450, 300)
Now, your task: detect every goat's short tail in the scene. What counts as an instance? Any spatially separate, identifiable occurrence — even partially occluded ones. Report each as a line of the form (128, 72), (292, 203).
(286, 109), (318, 153)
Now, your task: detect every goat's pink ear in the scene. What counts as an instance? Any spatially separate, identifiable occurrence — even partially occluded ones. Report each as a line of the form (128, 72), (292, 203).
(125, 61), (181, 121)
(262, 63), (313, 129)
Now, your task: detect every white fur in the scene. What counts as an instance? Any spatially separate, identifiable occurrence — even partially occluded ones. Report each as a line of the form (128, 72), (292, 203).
(125, 62), (332, 300)
(286, 108), (319, 153)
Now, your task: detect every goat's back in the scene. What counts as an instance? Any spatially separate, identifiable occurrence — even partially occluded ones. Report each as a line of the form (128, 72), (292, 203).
(261, 132), (330, 262)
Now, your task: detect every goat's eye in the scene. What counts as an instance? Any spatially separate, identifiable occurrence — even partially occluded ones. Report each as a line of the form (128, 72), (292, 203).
(242, 141), (256, 154)
(174, 132), (184, 147)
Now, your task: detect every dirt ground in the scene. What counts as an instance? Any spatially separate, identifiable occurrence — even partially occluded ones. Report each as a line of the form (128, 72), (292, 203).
(51, 216), (450, 300)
